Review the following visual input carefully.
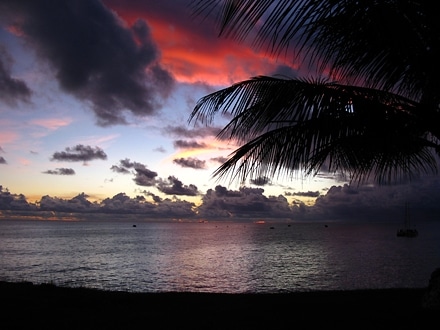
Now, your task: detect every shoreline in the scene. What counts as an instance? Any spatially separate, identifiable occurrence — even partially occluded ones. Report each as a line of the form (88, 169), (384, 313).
(1, 281), (436, 329)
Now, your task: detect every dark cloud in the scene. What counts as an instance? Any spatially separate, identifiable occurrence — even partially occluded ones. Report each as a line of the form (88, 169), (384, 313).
(0, 47), (32, 105)
(270, 64), (300, 79)
(153, 146), (166, 153)
(213, 185), (242, 198)
(0, 147), (7, 164)
(210, 156), (228, 164)
(157, 176), (199, 196)
(139, 190), (163, 203)
(42, 168), (75, 175)
(51, 145), (107, 162)
(99, 192), (195, 217)
(134, 165), (157, 179)
(28, 190), (197, 217)
(40, 193), (96, 212)
(0, 185), (33, 210)
(111, 158), (143, 172)
(69, 193), (93, 208)
(155, 197), (196, 217)
(290, 179), (440, 222)
(285, 191), (321, 198)
(110, 165), (130, 174)
(3, 175), (440, 222)
(250, 176), (271, 186)
(173, 157), (206, 169)
(133, 167), (158, 186)
(173, 140), (207, 149)
(100, 193), (142, 213)
(134, 189), (163, 203)
(164, 125), (221, 138)
(197, 185), (293, 219)
(111, 159), (158, 186)
(111, 158), (135, 172)
(111, 158), (137, 174)
(0, 0), (174, 126)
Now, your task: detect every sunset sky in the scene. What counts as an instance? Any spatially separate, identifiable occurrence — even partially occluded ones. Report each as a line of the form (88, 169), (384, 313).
(1, 0), (440, 221)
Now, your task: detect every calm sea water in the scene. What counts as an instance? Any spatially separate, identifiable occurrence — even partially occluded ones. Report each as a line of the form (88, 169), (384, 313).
(1, 219), (439, 293)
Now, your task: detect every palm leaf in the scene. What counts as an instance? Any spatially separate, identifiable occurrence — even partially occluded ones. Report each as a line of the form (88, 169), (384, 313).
(190, 1), (440, 184)
(191, 1), (440, 102)
(189, 76), (439, 184)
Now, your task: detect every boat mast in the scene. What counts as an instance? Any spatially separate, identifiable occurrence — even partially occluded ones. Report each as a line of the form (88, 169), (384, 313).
(405, 202), (410, 228)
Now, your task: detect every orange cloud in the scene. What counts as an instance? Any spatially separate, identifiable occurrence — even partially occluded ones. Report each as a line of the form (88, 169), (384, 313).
(105, 2), (284, 86)
(155, 21), (284, 85)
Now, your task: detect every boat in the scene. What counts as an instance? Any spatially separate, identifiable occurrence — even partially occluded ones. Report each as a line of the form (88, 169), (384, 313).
(397, 202), (418, 237)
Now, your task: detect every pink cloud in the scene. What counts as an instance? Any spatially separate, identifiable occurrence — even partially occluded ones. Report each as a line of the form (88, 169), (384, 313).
(30, 118), (72, 131)
(104, 1), (288, 86)
(0, 131), (19, 144)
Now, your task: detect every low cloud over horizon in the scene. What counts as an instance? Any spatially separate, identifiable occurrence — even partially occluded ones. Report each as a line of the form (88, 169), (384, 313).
(2, 177), (440, 222)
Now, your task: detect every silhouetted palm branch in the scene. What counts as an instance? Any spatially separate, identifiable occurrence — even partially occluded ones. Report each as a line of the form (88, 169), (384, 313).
(192, 0), (439, 100)
(190, 1), (440, 184)
(189, 76), (439, 183)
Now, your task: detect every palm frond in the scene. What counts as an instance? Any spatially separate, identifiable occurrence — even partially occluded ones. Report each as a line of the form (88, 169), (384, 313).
(190, 1), (440, 185)
(214, 125), (438, 186)
(191, 1), (440, 101)
(190, 76), (439, 184)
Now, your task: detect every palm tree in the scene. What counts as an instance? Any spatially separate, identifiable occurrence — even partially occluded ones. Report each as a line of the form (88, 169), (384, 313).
(189, 0), (440, 185)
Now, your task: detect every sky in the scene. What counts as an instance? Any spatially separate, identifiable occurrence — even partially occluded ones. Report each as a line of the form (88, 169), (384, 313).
(1, 0), (440, 222)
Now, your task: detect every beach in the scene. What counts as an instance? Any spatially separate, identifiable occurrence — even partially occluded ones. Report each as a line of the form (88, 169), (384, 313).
(1, 281), (436, 329)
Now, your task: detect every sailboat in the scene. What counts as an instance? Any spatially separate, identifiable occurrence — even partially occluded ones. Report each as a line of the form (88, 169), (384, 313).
(397, 202), (418, 237)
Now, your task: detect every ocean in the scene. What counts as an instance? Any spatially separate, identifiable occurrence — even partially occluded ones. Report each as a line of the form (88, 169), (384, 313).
(1, 219), (439, 293)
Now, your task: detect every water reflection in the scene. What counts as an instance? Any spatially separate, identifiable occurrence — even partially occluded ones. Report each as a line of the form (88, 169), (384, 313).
(154, 223), (256, 292)
(0, 220), (439, 293)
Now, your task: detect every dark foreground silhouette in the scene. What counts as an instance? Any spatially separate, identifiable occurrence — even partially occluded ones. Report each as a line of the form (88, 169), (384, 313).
(1, 281), (436, 329)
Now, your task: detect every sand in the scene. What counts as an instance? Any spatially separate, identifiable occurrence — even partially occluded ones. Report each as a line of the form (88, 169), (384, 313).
(1, 281), (436, 329)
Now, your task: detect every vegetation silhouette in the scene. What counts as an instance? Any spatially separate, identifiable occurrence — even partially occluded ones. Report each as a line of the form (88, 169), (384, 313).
(189, 0), (440, 310)
(189, 0), (440, 186)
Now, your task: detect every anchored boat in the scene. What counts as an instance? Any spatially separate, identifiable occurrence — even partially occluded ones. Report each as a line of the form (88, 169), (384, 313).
(397, 202), (418, 237)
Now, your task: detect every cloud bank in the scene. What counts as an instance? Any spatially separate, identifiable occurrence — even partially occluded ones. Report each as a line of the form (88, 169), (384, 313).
(0, 0), (175, 126)
(0, 46), (31, 105)
(2, 178), (440, 223)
